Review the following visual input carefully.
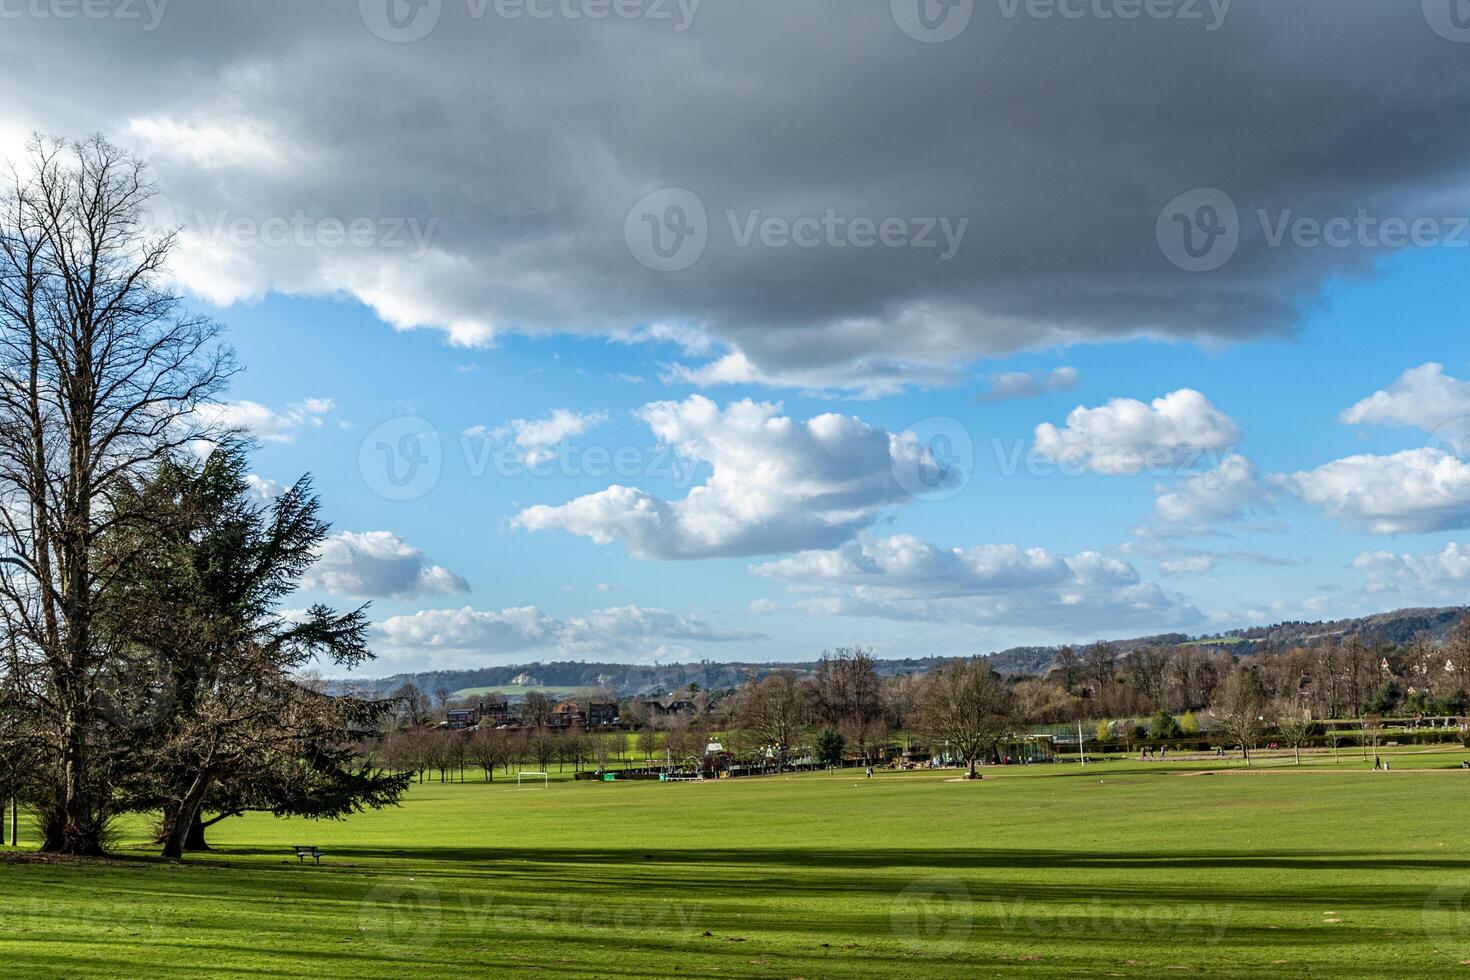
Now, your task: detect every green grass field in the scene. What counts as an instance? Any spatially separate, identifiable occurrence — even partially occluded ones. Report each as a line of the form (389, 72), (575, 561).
(6, 747), (1470, 977)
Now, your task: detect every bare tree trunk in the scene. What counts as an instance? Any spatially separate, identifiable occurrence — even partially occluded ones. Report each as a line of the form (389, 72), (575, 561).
(45, 697), (103, 856)
(162, 773), (213, 860)
(184, 812), (210, 852)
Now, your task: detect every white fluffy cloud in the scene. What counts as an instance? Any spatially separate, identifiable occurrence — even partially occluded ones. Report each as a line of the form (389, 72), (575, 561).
(1283, 366), (1470, 534)
(1288, 448), (1470, 534)
(662, 348), (963, 401)
(1354, 543), (1470, 595)
(751, 534), (1198, 632)
(1120, 539), (1305, 578)
(1142, 454), (1273, 535)
(1033, 389), (1240, 476)
(1158, 555), (1218, 576)
(515, 396), (941, 559)
(471, 408), (608, 465)
(302, 531), (470, 599)
(197, 397), (335, 443)
(754, 535), (1072, 594)
(977, 367), (1079, 404)
(375, 604), (764, 655)
(244, 474), (286, 503)
(1342, 363), (1470, 432)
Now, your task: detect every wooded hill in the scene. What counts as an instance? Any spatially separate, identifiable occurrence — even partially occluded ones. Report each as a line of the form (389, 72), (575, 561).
(345, 606), (1470, 699)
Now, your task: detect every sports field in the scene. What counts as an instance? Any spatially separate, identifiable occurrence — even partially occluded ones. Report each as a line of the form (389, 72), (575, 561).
(5, 748), (1470, 977)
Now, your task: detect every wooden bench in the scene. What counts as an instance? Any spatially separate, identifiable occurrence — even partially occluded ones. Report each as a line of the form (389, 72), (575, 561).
(292, 845), (323, 864)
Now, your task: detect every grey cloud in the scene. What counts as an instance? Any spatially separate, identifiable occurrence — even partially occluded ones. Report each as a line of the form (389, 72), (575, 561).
(975, 367), (1079, 404)
(2, 2), (1468, 389)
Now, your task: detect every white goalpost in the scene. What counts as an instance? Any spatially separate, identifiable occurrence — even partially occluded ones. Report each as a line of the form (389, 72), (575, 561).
(516, 771), (549, 790)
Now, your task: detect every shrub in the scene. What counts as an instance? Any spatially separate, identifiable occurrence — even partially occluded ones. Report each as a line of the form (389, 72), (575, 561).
(815, 727), (845, 767)
(1149, 710), (1182, 741)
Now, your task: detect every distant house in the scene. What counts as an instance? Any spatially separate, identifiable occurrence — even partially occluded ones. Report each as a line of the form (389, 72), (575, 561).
(478, 697), (513, 727)
(445, 708), (479, 730)
(547, 700), (620, 729)
(635, 697), (697, 719)
(550, 701), (585, 729)
(660, 698), (697, 718)
(585, 701), (619, 728)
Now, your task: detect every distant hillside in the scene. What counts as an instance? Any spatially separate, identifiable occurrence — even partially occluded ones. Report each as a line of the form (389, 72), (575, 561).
(335, 606), (1469, 697)
(345, 657), (946, 700)
(1221, 607), (1469, 648)
(985, 633), (1192, 676)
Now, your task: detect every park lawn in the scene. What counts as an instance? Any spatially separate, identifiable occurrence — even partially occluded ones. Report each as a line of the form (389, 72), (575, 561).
(4, 749), (1470, 977)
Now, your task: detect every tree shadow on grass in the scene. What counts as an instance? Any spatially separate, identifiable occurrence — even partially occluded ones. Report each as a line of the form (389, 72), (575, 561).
(216, 843), (1470, 875)
(0, 849), (1458, 979)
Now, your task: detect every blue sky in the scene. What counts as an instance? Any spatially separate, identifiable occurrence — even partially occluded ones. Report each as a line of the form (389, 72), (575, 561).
(5, 0), (1469, 674)
(212, 244), (1470, 673)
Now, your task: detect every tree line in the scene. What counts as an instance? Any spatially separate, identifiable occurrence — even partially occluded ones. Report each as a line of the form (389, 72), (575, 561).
(396, 627), (1470, 778)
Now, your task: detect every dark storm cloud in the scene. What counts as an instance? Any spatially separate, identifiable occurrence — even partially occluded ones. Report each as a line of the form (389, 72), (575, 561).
(2, 0), (1466, 391)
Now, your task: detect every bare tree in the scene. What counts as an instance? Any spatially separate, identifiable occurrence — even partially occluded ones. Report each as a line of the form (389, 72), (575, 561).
(734, 670), (806, 769)
(663, 715), (694, 766)
(1361, 715), (1383, 768)
(1082, 642), (1117, 696)
(466, 727), (513, 781)
(590, 731), (613, 772)
(1054, 646), (1082, 696)
(1211, 664), (1267, 765)
(635, 723), (661, 765)
(520, 691), (553, 729)
(1323, 723), (1343, 764)
(526, 728), (557, 772)
(916, 659), (1013, 778)
(392, 682), (430, 728)
(809, 647), (884, 759)
(0, 136), (230, 854)
(1312, 641), (1346, 720)
(1274, 702), (1313, 766)
(1124, 646), (1173, 709)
